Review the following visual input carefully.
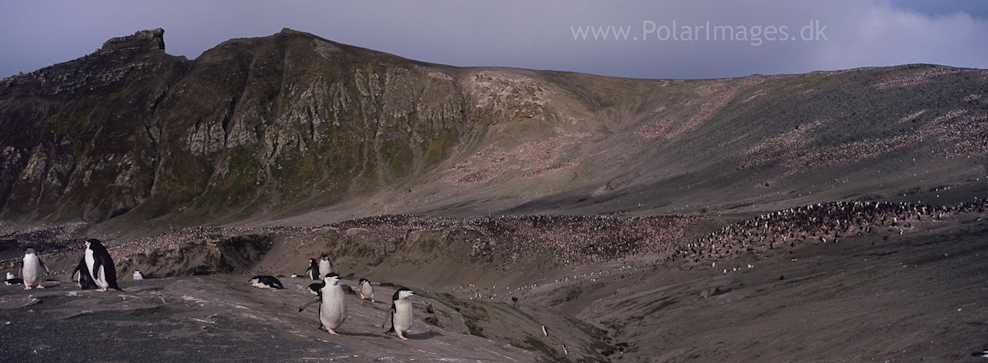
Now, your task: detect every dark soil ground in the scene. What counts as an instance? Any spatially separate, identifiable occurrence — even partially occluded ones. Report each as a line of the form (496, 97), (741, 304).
(2, 206), (986, 362)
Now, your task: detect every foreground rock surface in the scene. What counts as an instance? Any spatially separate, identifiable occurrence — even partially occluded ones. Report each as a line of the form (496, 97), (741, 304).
(2, 205), (986, 362)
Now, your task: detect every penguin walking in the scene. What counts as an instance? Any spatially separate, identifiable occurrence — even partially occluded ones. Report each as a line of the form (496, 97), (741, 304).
(21, 248), (50, 290)
(71, 256), (97, 290)
(299, 273), (347, 335)
(5, 272), (24, 286)
(358, 278), (375, 303)
(249, 275), (285, 289)
(304, 259), (320, 280)
(382, 287), (415, 341)
(84, 239), (122, 292)
(318, 255), (333, 276)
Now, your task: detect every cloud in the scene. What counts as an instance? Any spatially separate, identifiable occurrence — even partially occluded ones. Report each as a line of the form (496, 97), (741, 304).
(805, 1), (988, 72)
(891, 0), (988, 19)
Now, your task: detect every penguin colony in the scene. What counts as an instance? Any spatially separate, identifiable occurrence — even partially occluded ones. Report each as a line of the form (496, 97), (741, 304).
(4, 198), (986, 343)
(672, 200), (987, 265)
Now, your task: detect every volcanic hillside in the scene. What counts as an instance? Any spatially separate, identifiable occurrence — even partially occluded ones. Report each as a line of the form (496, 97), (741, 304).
(1, 29), (987, 362)
(0, 28), (985, 236)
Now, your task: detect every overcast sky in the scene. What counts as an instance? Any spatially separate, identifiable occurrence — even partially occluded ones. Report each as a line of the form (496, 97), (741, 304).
(2, 0), (987, 80)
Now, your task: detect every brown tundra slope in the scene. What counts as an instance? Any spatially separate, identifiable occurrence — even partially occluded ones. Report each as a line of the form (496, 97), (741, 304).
(1, 29), (987, 362)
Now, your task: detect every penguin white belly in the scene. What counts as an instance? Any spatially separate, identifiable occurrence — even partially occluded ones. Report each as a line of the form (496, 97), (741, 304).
(319, 286), (347, 331)
(319, 260), (332, 275)
(85, 249), (109, 289)
(360, 284), (374, 301)
(393, 300), (414, 334)
(94, 266), (108, 289)
(22, 255), (41, 286)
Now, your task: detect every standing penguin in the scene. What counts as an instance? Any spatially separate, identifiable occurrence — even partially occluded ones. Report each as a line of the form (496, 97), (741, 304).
(304, 258), (320, 280)
(358, 278), (375, 303)
(299, 273), (347, 335)
(133, 271), (145, 280)
(84, 239), (122, 292)
(382, 287), (415, 340)
(318, 255), (333, 276)
(21, 248), (49, 290)
(71, 256), (97, 290)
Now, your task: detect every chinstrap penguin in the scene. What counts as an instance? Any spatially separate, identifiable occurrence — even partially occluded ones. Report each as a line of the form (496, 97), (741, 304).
(21, 248), (50, 290)
(71, 256), (97, 290)
(84, 239), (122, 291)
(318, 255), (333, 276)
(304, 258), (320, 280)
(299, 273), (347, 335)
(3, 272), (24, 285)
(5, 272), (24, 286)
(249, 275), (285, 289)
(358, 278), (375, 303)
(383, 287), (415, 341)
(133, 270), (144, 280)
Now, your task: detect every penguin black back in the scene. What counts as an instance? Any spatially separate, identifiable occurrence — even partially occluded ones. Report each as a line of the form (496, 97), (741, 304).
(308, 281), (326, 295)
(250, 275), (285, 289)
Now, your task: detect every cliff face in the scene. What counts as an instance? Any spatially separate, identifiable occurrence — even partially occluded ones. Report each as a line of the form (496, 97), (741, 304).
(1, 29), (987, 229)
(0, 29), (471, 224)
(0, 29), (187, 223)
(0, 29), (484, 224)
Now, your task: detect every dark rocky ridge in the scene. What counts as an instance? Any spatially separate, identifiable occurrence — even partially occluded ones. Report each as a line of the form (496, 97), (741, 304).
(0, 29), (473, 227)
(0, 28), (987, 240)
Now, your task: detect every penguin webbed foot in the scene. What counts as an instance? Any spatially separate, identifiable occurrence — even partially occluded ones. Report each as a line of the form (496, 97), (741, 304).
(326, 328), (339, 335)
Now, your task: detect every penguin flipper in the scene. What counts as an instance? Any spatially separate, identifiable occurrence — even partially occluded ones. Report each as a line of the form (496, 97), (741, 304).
(100, 254), (119, 290)
(39, 258), (50, 274)
(298, 295), (320, 312)
(382, 304), (396, 330)
(71, 264), (81, 282)
(92, 256), (103, 276)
